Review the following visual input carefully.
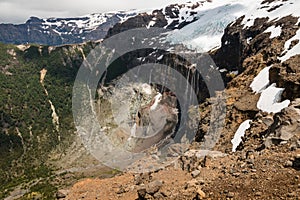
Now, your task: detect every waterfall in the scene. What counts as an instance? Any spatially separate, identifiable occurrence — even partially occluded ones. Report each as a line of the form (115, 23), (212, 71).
(185, 68), (190, 97)
(190, 70), (195, 105)
(149, 69), (153, 84)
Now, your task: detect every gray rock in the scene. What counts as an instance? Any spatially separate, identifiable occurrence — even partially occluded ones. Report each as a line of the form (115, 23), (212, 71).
(262, 116), (274, 126)
(153, 191), (165, 199)
(284, 160), (293, 167)
(197, 188), (206, 199)
(265, 99), (300, 144)
(146, 180), (163, 194)
(56, 189), (68, 199)
(137, 188), (147, 199)
(227, 192), (235, 198)
(191, 170), (201, 178)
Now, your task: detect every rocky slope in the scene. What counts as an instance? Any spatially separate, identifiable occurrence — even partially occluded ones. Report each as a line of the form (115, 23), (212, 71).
(64, 0), (300, 199)
(0, 42), (105, 199)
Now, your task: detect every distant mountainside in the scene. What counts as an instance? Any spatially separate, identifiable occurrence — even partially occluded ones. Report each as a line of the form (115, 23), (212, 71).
(0, 1), (207, 46)
(0, 12), (136, 46)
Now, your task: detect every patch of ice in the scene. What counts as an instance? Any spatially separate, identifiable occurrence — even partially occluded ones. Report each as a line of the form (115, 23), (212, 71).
(219, 68), (228, 73)
(231, 120), (252, 152)
(250, 66), (272, 93)
(157, 55), (164, 60)
(264, 25), (282, 39)
(257, 83), (290, 113)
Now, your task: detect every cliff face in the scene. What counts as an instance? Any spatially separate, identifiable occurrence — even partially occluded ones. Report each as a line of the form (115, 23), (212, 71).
(208, 3), (300, 153)
(106, 2), (203, 38)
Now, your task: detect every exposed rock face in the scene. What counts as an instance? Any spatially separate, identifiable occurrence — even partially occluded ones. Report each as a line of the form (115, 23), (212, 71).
(106, 12), (167, 38)
(106, 2), (202, 38)
(211, 15), (299, 76)
(206, 9), (300, 152)
(264, 99), (300, 145)
(96, 83), (178, 153)
(270, 56), (300, 100)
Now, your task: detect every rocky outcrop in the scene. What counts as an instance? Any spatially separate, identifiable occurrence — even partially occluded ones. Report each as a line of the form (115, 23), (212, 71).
(96, 83), (178, 153)
(264, 99), (300, 146)
(206, 8), (300, 152)
(106, 2), (202, 38)
(270, 55), (300, 100)
(211, 15), (299, 77)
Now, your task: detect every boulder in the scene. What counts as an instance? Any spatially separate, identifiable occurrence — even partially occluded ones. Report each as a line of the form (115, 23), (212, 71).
(145, 180), (163, 194)
(265, 99), (300, 144)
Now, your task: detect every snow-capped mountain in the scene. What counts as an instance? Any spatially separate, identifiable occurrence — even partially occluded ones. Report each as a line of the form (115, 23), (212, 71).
(0, 0), (299, 48)
(0, 0), (211, 46)
(167, 0), (300, 52)
(0, 12), (137, 46)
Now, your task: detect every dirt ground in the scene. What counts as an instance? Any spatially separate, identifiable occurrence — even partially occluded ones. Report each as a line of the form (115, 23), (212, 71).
(64, 146), (300, 200)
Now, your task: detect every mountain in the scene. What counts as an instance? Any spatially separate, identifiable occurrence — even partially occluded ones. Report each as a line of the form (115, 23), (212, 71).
(0, 0), (240, 46)
(0, 1), (206, 46)
(0, 0), (300, 199)
(0, 12), (138, 46)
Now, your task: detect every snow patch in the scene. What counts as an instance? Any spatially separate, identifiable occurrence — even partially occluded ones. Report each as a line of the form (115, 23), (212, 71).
(264, 25), (282, 39)
(42, 11), (137, 35)
(242, 0), (299, 28)
(257, 83), (290, 113)
(231, 120), (252, 152)
(147, 19), (156, 29)
(280, 26), (300, 62)
(246, 37), (252, 44)
(157, 55), (164, 60)
(219, 68), (228, 73)
(250, 66), (272, 93)
(250, 66), (290, 114)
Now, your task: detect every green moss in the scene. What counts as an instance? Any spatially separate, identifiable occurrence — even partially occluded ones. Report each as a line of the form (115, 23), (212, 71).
(0, 42), (96, 198)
